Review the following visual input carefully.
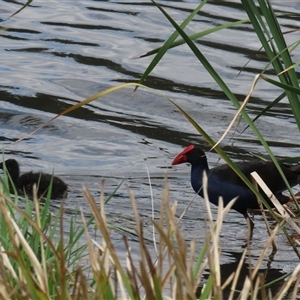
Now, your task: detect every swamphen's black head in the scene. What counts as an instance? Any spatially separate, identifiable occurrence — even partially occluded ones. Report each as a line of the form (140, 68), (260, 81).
(171, 145), (207, 166)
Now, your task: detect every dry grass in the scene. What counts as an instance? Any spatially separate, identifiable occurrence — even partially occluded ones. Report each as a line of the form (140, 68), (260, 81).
(0, 177), (299, 299)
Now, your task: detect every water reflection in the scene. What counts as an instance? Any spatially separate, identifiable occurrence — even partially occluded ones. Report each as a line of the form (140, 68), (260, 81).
(198, 251), (285, 299)
(0, 0), (300, 292)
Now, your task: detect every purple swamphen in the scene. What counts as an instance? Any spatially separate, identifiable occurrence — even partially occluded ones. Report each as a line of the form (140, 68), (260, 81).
(172, 145), (300, 234)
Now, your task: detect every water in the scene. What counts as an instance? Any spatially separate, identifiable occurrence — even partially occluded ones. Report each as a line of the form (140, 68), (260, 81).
(1, 0), (300, 296)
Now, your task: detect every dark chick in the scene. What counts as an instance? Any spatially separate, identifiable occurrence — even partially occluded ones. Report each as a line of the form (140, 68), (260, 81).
(0, 159), (67, 199)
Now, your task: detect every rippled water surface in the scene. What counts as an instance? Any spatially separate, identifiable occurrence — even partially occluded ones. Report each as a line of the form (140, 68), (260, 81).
(1, 0), (300, 296)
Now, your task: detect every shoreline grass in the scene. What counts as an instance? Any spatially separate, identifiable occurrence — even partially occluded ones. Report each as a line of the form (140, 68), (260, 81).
(0, 176), (299, 299)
